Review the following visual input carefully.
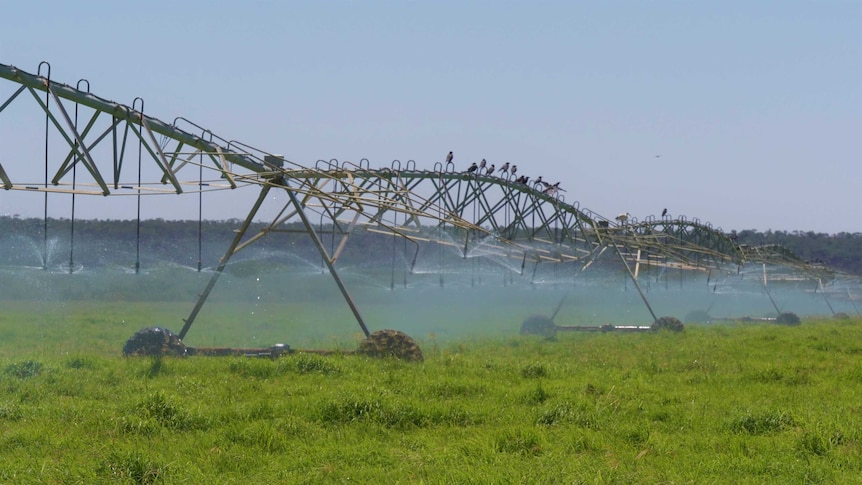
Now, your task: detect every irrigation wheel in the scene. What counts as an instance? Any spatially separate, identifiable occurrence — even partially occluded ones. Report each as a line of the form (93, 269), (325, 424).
(651, 316), (685, 332)
(520, 315), (558, 337)
(775, 312), (801, 325)
(122, 327), (188, 356)
(357, 330), (424, 362)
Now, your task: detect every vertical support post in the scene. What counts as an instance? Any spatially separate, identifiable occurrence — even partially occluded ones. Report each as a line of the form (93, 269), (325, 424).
(197, 160), (203, 272)
(286, 186), (371, 337)
(437, 234), (444, 286)
(390, 211), (396, 291)
(69, 79), (86, 273)
(437, 172), (445, 288)
(39, 62), (51, 270)
(133, 97), (144, 274)
(438, 234), (444, 288)
(403, 229), (408, 289)
(178, 184), (272, 340)
(318, 212), (326, 274)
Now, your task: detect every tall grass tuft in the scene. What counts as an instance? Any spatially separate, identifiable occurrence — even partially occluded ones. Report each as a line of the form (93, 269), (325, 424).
(289, 353), (342, 375)
(317, 396), (477, 428)
(520, 383), (550, 405)
(4, 360), (43, 379)
(143, 356), (165, 378)
(425, 381), (486, 399)
(0, 400), (23, 420)
(730, 409), (795, 435)
(221, 420), (291, 453)
(521, 362), (549, 379)
(494, 429), (542, 455)
(64, 355), (100, 370)
(130, 391), (208, 431)
(797, 426), (844, 457)
(536, 402), (573, 425)
(318, 397), (425, 429)
(228, 357), (280, 379)
(99, 450), (167, 484)
(535, 401), (600, 429)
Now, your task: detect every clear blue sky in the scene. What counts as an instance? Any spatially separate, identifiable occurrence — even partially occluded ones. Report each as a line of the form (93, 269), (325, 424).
(2, 1), (860, 233)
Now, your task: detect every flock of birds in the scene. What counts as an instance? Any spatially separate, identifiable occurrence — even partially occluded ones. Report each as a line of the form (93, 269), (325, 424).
(446, 151), (563, 196)
(445, 151), (670, 225)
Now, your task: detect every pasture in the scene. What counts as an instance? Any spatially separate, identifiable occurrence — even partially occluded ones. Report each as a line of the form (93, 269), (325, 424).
(1, 299), (861, 483)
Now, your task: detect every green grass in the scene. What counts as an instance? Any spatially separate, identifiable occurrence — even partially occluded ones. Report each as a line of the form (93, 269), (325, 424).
(2, 301), (862, 483)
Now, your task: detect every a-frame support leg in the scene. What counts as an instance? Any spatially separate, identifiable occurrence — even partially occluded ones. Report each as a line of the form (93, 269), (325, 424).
(610, 240), (659, 322)
(178, 183), (272, 340)
(286, 188), (371, 338)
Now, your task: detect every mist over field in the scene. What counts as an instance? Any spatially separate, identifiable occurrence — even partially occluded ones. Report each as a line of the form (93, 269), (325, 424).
(2, 217), (856, 351)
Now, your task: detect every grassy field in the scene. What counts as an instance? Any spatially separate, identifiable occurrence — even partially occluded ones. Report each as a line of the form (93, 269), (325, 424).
(1, 300), (861, 483)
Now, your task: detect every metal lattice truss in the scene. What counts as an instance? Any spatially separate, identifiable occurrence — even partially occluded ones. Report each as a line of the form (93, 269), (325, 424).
(0, 61), (836, 335)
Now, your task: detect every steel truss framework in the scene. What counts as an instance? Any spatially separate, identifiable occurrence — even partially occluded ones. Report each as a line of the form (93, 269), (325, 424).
(0, 62), (838, 337)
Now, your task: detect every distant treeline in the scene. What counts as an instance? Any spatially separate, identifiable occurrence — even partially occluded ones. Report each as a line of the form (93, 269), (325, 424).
(3, 216), (862, 275)
(0, 216), (397, 269)
(731, 229), (862, 275)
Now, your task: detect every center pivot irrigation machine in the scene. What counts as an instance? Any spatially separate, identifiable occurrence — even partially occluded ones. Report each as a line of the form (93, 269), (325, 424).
(0, 62), (847, 359)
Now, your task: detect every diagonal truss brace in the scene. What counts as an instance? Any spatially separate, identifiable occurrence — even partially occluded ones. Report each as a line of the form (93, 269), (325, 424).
(178, 176), (372, 341)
